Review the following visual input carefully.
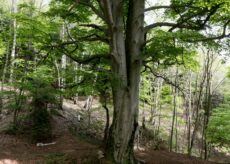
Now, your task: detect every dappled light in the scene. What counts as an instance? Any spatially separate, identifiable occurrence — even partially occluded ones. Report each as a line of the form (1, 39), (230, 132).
(0, 0), (229, 163)
(0, 159), (19, 164)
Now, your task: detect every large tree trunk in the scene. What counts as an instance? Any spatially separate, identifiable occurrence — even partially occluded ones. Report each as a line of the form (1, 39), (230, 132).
(106, 0), (145, 163)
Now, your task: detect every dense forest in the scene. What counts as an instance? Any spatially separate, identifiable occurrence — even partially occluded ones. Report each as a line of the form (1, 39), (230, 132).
(0, 0), (229, 163)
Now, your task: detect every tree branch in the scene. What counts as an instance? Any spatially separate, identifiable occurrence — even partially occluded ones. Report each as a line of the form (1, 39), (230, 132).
(46, 41), (110, 64)
(56, 33), (109, 45)
(145, 5), (172, 12)
(144, 1), (197, 12)
(169, 3), (222, 32)
(63, 51), (110, 64)
(144, 22), (200, 32)
(143, 63), (186, 96)
(102, 0), (114, 30)
(185, 19), (230, 42)
(145, 3), (223, 33)
(79, 24), (107, 33)
(77, 0), (106, 21)
(79, 33), (109, 43)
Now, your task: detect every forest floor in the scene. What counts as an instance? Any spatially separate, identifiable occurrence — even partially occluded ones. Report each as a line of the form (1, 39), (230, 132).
(0, 99), (224, 164)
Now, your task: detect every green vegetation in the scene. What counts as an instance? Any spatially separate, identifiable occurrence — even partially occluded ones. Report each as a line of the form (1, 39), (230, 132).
(208, 94), (230, 146)
(0, 0), (229, 163)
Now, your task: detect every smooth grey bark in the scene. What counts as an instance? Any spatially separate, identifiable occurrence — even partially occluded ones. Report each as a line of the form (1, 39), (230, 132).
(9, 0), (17, 83)
(61, 23), (67, 87)
(105, 0), (145, 163)
(54, 60), (62, 105)
(85, 95), (93, 127)
(59, 23), (66, 109)
(73, 63), (81, 104)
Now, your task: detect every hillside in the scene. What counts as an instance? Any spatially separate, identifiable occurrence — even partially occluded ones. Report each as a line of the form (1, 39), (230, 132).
(0, 99), (224, 164)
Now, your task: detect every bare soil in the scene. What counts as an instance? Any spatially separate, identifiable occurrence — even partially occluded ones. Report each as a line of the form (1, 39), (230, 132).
(0, 100), (220, 164)
(136, 150), (216, 164)
(0, 116), (101, 164)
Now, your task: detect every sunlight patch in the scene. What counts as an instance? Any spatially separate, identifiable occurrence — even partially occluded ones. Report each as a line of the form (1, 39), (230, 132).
(0, 159), (19, 164)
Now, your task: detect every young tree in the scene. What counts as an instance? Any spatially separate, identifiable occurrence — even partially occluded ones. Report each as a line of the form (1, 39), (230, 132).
(9, 0), (17, 83)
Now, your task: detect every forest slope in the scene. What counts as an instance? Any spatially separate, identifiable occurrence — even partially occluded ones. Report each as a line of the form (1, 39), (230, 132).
(0, 100), (219, 164)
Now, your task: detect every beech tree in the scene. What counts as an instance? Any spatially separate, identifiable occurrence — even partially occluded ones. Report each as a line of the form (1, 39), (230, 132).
(48, 0), (230, 163)
(0, 0), (229, 163)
